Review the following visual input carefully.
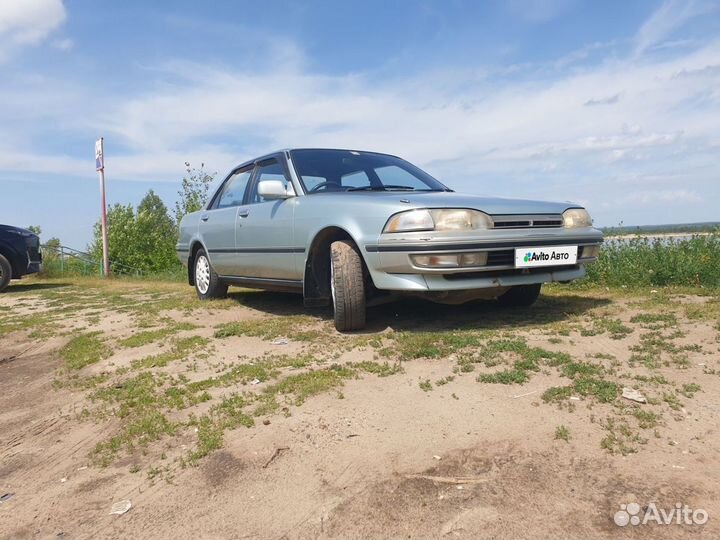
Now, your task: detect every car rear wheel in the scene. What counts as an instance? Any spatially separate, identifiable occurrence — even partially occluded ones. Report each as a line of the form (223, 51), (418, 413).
(0, 254), (11, 293)
(194, 249), (227, 300)
(330, 240), (366, 331)
(497, 283), (541, 307)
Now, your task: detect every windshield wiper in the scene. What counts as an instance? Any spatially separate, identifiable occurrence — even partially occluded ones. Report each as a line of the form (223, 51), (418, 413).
(347, 185), (444, 192)
(347, 186), (386, 191)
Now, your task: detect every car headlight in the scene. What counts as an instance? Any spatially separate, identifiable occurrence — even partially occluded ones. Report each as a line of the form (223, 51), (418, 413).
(562, 208), (592, 228)
(384, 209), (492, 233)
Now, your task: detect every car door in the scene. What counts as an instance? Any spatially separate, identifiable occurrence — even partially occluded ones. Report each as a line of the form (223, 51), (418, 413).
(198, 167), (252, 276)
(235, 157), (299, 280)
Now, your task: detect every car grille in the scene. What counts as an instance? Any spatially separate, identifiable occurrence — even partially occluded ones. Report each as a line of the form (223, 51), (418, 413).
(486, 250), (514, 266)
(492, 214), (563, 229)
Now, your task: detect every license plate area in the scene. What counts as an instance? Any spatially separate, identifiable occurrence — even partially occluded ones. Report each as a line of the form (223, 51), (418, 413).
(514, 246), (578, 268)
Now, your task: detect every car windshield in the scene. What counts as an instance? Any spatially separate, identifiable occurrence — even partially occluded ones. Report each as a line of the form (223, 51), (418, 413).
(290, 149), (450, 194)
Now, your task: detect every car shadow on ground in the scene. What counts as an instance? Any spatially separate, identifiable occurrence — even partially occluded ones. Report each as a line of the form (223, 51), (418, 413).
(226, 289), (610, 333)
(3, 282), (72, 294)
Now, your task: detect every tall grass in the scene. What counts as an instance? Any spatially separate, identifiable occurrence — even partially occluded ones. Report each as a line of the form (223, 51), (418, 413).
(584, 232), (720, 288)
(39, 254), (186, 282)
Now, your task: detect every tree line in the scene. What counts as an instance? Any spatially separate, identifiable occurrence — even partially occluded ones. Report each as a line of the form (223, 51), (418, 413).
(90, 163), (216, 274)
(30, 163), (216, 275)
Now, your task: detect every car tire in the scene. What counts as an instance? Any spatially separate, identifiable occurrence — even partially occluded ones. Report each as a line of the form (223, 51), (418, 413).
(330, 240), (366, 331)
(497, 283), (541, 307)
(193, 249), (228, 300)
(0, 254), (11, 293)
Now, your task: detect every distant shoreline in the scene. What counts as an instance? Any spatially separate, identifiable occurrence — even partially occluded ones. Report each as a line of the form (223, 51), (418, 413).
(604, 231), (714, 240)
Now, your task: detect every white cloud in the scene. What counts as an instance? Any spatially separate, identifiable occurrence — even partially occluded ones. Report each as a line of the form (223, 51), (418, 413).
(76, 39), (717, 192)
(634, 0), (718, 55)
(0, 0), (66, 58)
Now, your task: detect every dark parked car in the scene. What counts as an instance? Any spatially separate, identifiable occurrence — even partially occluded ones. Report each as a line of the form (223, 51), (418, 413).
(0, 225), (42, 292)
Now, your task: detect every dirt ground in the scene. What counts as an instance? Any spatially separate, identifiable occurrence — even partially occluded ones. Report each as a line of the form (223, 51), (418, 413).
(1, 278), (719, 539)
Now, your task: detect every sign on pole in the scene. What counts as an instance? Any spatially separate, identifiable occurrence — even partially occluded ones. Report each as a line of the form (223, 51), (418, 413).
(95, 138), (110, 277)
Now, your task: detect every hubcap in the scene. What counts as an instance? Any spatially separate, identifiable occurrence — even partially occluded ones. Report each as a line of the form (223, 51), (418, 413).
(195, 255), (211, 294)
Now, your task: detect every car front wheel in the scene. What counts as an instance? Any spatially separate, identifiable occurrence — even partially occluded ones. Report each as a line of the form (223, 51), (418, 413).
(330, 240), (366, 331)
(496, 283), (541, 308)
(0, 254), (11, 292)
(194, 249), (228, 300)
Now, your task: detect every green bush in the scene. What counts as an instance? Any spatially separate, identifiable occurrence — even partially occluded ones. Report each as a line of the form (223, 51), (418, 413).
(583, 232), (720, 288)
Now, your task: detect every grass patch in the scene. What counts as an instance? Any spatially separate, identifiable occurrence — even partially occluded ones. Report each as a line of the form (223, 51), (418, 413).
(554, 425), (570, 442)
(92, 371), (163, 417)
(662, 392), (683, 411)
(351, 361), (403, 377)
(187, 361), (278, 394)
(187, 415), (224, 463)
(263, 365), (354, 405)
(419, 379), (433, 391)
(435, 375), (455, 386)
(543, 377), (618, 403)
(479, 367), (531, 385)
(131, 336), (209, 369)
(0, 312), (59, 338)
(60, 332), (109, 370)
(214, 316), (319, 341)
(629, 313), (678, 329)
(118, 322), (198, 348)
(211, 394), (255, 429)
(94, 410), (177, 465)
(580, 318), (633, 339)
(633, 409), (660, 429)
(560, 361), (602, 379)
(383, 331), (486, 360)
(679, 383), (701, 398)
(475, 339), (570, 385)
(629, 331), (695, 369)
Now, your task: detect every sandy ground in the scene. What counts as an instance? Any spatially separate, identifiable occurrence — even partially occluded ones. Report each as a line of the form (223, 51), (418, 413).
(0, 279), (719, 539)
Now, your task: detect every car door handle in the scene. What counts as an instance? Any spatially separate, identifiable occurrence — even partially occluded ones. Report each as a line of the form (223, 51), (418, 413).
(238, 209), (250, 218)
(200, 213), (209, 222)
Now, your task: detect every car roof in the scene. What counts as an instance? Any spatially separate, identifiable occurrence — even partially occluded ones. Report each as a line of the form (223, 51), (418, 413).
(231, 148), (402, 171)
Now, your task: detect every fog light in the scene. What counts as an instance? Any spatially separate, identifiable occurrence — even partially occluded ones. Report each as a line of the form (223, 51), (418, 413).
(411, 254), (460, 268)
(459, 252), (488, 267)
(582, 245), (600, 258)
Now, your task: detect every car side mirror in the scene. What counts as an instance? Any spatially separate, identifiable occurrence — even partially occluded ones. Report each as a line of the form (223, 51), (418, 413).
(258, 180), (293, 200)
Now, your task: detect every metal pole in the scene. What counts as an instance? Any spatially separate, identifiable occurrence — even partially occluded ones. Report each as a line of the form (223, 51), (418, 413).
(97, 138), (110, 277)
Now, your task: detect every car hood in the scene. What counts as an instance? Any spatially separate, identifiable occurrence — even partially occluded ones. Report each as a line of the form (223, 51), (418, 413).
(0, 224), (37, 236)
(309, 191), (579, 215)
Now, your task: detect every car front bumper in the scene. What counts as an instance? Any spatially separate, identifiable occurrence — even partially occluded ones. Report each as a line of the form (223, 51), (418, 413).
(362, 227), (602, 292)
(25, 238), (43, 276)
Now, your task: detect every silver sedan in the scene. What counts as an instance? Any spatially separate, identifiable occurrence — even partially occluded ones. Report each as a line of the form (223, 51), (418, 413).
(177, 148), (603, 330)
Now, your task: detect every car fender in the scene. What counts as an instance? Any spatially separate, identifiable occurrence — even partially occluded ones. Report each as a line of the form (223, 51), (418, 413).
(0, 240), (23, 275)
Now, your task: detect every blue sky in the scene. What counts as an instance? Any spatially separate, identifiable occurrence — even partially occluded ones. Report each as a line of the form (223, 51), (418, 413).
(1, 0), (719, 247)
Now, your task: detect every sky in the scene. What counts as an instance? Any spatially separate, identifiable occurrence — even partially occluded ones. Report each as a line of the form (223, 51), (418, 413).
(0, 0), (719, 248)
